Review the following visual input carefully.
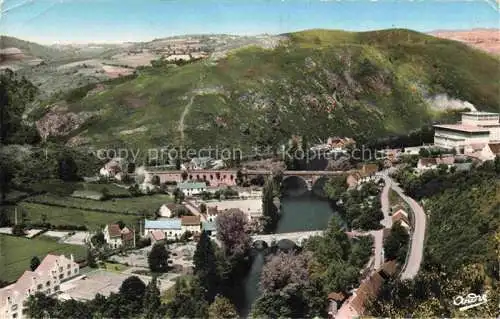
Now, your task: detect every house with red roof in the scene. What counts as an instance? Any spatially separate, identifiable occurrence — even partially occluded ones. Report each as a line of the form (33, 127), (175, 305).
(0, 254), (79, 319)
(103, 224), (135, 249)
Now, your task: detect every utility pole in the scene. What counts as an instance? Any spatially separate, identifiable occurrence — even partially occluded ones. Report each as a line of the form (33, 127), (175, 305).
(14, 207), (17, 225)
(133, 227), (136, 248)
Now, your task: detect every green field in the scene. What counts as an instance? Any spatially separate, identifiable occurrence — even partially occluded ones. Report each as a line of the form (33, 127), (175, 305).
(29, 180), (132, 197)
(24, 193), (172, 215)
(0, 235), (87, 283)
(13, 203), (141, 231)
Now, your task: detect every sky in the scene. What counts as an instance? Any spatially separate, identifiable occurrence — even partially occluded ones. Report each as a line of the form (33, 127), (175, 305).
(0, 0), (498, 44)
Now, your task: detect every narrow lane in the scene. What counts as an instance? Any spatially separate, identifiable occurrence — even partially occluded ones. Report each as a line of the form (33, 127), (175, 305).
(377, 171), (426, 279)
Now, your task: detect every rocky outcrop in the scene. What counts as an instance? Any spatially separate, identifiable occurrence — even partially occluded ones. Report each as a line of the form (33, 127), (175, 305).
(35, 104), (98, 141)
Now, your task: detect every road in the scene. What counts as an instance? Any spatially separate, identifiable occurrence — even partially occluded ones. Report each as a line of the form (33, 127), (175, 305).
(377, 171), (426, 280)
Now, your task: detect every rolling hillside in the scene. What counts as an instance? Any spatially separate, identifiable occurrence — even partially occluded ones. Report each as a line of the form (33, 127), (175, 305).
(33, 29), (500, 154)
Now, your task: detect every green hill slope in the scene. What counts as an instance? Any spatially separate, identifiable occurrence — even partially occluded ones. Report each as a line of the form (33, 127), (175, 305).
(48, 29), (500, 153)
(0, 36), (67, 61)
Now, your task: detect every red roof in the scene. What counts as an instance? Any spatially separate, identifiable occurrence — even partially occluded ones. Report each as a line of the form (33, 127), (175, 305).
(107, 224), (122, 238)
(328, 292), (347, 302)
(181, 215), (201, 226)
(150, 230), (165, 241)
(488, 143), (500, 155)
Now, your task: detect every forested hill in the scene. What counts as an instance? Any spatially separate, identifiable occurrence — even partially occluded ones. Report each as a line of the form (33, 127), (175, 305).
(28, 29), (500, 151)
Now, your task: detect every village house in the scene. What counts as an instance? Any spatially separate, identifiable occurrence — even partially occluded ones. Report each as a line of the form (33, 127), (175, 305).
(103, 224), (134, 249)
(480, 143), (500, 161)
(202, 221), (217, 237)
(206, 207), (219, 222)
(148, 230), (166, 245)
(335, 261), (397, 319)
(181, 215), (201, 234)
(391, 209), (411, 231)
(144, 219), (183, 240)
(0, 254), (79, 319)
(417, 158), (438, 171)
(99, 157), (126, 178)
(346, 163), (380, 188)
(178, 182), (207, 197)
(327, 292), (347, 318)
(205, 199), (263, 223)
(158, 203), (188, 218)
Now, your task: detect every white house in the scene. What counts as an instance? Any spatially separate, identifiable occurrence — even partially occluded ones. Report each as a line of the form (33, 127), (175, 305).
(144, 219), (183, 240)
(434, 111), (500, 150)
(103, 224), (122, 248)
(178, 182), (207, 196)
(103, 224), (134, 249)
(181, 215), (201, 234)
(0, 254), (79, 319)
(158, 203), (185, 218)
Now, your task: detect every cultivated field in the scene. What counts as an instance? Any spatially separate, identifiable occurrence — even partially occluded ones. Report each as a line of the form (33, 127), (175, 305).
(14, 203), (141, 231)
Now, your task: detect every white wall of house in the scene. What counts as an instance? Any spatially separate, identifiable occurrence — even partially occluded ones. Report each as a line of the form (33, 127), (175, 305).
(159, 205), (173, 218)
(144, 228), (183, 240)
(181, 225), (201, 234)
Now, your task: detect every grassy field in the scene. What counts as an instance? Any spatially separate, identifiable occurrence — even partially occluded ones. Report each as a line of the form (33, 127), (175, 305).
(29, 180), (132, 197)
(25, 193), (172, 215)
(0, 234), (87, 283)
(12, 203), (141, 231)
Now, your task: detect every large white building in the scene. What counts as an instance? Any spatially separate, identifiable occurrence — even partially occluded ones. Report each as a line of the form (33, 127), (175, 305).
(0, 254), (79, 319)
(434, 112), (500, 150)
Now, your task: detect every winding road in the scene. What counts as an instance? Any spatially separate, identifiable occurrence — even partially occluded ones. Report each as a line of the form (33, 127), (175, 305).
(377, 171), (427, 280)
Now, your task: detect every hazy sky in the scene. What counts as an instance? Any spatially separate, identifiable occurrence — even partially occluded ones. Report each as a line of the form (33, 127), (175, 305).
(1, 0), (498, 44)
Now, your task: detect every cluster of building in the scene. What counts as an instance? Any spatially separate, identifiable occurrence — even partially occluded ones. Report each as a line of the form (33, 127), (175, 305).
(0, 255), (80, 319)
(331, 261), (398, 318)
(433, 111), (500, 161)
(102, 224), (135, 249)
(144, 215), (204, 243)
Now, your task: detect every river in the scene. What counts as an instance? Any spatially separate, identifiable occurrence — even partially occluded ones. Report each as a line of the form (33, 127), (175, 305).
(239, 187), (338, 317)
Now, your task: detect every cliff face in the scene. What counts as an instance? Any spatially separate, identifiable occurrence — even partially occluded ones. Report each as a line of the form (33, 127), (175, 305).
(429, 29), (500, 55)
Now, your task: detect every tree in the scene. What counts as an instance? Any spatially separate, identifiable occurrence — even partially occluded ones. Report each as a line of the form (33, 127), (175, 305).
(0, 71), (39, 145)
(384, 221), (410, 262)
(0, 208), (9, 227)
(261, 178), (279, 233)
(91, 232), (106, 247)
(143, 276), (162, 319)
(56, 299), (91, 319)
(25, 292), (58, 319)
(11, 224), (25, 236)
(148, 243), (170, 273)
(175, 158), (182, 170)
(58, 153), (79, 181)
(260, 251), (312, 293)
(101, 187), (110, 200)
(194, 231), (219, 302)
(30, 256), (41, 271)
(208, 296), (238, 319)
(215, 209), (251, 256)
(151, 175), (161, 186)
(87, 249), (97, 268)
(419, 148), (431, 158)
(181, 171), (188, 181)
(200, 203), (207, 215)
(119, 276), (146, 314)
(324, 175), (348, 202)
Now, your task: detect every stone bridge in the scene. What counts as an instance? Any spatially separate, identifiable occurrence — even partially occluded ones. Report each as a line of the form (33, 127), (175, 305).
(251, 230), (324, 247)
(144, 168), (355, 188)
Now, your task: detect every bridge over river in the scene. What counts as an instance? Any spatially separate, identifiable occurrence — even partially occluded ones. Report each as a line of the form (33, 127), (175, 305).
(251, 230), (324, 247)
(143, 168), (356, 189)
